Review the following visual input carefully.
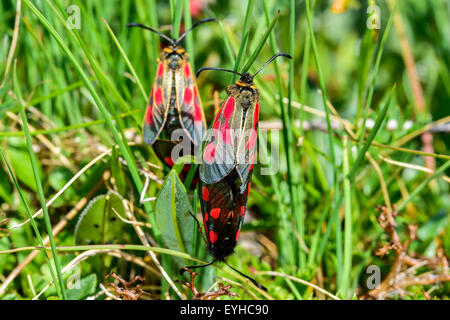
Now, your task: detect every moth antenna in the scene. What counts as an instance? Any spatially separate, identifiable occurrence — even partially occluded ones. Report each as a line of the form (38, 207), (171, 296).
(179, 260), (216, 275)
(187, 211), (209, 245)
(175, 18), (216, 45)
(196, 67), (243, 78)
(252, 52), (292, 77)
(126, 23), (176, 46)
(224, 260), (267, 291)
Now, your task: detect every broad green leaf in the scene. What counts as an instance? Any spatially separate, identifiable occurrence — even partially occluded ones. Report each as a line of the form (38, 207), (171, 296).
(66, 274), (97, 300)
(6, 145), (43, 193)
(155, 170), (194, 267)
(417, 210), (447, 242)
(74, 191), (126, 245)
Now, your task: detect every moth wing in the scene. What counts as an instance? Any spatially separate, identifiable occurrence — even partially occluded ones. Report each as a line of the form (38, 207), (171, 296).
(200, 176), (247, 258)
(143, 61), (171, 145)
(236, 101), (259, 192)
(153, 139), (178, 167)
(175, 62), (206, 146)
(199, 95), (241, 184)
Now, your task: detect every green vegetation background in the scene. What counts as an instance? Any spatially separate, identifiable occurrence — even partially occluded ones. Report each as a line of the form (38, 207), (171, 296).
(0, 0), (448, 300)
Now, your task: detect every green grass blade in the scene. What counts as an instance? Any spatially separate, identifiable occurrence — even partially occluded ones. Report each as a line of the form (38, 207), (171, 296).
(341, 137), (352, 298)
(171, 0), (184, 39)
(348, 84), (396, 182)
(357, 5), (396, 145)
(397, 160), (450, 212)
(103, 18), (147, 100)
(0, 147), (60, 297)
(219, 21), (236, 66)
(305, 0), (337, 172)
(183, 0), (195, 70)
(231, 0), (254, 82)
(22, 0), (160, 240)
(241, 10), (280, 74)
(262, 0), (296, 267)
(288, 0), (306, 272)
(14, 65), (67, 300)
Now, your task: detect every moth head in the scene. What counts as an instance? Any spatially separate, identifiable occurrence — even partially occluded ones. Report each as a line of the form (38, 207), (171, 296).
(126, 18), (215, 57)
(162, 46), (188, 68)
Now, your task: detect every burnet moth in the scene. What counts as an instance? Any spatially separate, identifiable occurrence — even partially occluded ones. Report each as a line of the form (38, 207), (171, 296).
(181, 53), (292, 291)
(127, 19), (213, 171)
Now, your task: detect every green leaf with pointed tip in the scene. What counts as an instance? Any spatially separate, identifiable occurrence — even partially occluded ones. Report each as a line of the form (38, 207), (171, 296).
(66, 274), (97, 300)
(6, 144), (43, 193)
(155, 170), (194, 267)
(74, 191), (126, 245)
(417, 210), (447, 243)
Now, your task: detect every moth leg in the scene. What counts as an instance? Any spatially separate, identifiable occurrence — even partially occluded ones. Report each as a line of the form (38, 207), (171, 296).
(187, 211), (208, 245)
(139, 173), (157, 204)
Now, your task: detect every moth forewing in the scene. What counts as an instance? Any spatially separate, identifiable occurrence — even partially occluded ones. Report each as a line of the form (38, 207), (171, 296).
(199, 95), (239, 184)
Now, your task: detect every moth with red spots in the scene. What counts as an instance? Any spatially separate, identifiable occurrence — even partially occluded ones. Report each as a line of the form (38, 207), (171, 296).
(181, 53), (292, 291)
(127, 19), (213, 171)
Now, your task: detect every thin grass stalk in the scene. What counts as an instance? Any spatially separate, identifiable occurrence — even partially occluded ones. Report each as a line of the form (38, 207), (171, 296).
(171, 0), (184, 39)
(14, 66), (67, 300)
(307, 200), (330, 267)
(316, 84), (396, 268)
(342, 137), (352, 298)
(305, 0), (342, 280)
(231, 0), (254, 82)
(219, 21), (236, 66)
(241, 10), (280, 74)
(103, 18), (147, 100)
(22, 0), (160, 240)
(0, 109), (140, 138)
(262, 0), (296, 266)
(348, 85), (396, 182)
(183, 0), (195, 70)
(232, 29), (250, 83)
(357, 5), (396, 145)
(0, 148), (60, 297)
(288, 0), (306, 271)
(397, 160), (450, 212)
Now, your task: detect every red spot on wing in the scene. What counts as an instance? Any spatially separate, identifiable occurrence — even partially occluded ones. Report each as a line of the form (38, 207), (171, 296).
(247, 182), (252, 195)
(194, 105), (203, 122)
(253, 102), (259, 128)
(157, 63), (164, 77)
(249, 153), (256, 171)
(246, 129), (257, 150)
(220, 122), (231, 145)
(145, 106), (154, 125)
(240, 206), (245, 216)
(223, 97), (235, 120)
(235, 229), (240, 242)
(210, 208), (221, 219)
(193, 88), (203, 121)
(213, 118), (221, 130)
(155, 88), (163, 105)
(184, 64), (191, 78)
(209, 230), (218, 244)
(204, 143), (216, 163)
(183, 87), (193, 104)
(205, 212), (209, 222)
(201, 186), (209, 201)
(164, 157), (174, 167)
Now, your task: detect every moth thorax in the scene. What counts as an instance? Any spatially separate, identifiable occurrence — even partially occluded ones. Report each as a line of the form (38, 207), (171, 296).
(168, 54), (183, 70)
(239, 89), (255, 110)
